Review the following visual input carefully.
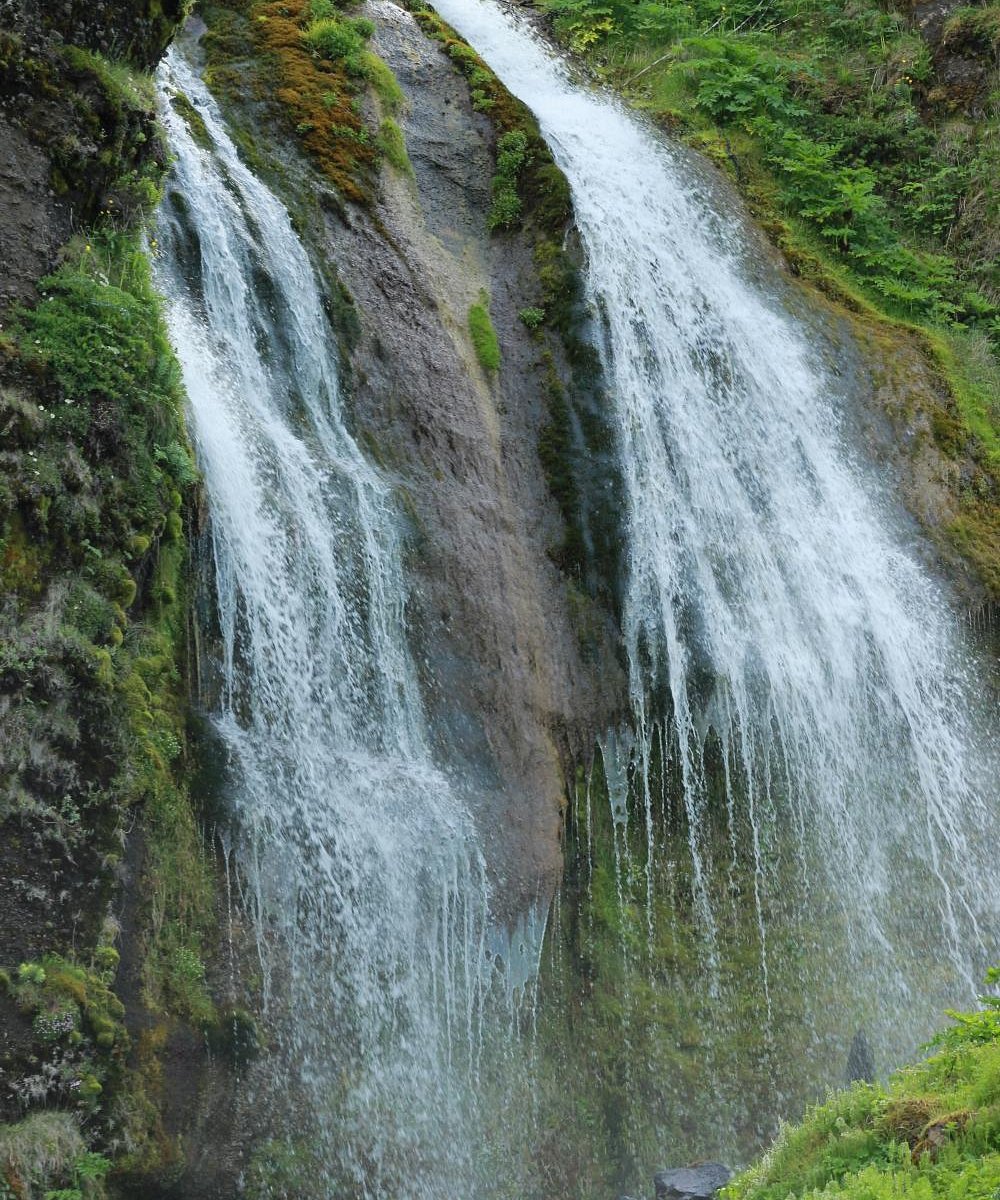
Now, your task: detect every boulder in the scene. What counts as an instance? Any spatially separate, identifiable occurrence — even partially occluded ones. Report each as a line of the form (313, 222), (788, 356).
(654, 1163), (732, 1200)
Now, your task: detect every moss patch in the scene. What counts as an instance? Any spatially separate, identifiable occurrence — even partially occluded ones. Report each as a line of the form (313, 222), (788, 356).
(468, 292), (501, 372)
(0, 30), (223, 1186)
(202, 0), (415, 203)
(377, 116), (413, 175)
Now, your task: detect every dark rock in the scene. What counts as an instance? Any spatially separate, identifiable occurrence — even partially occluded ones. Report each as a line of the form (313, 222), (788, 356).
(847, 1028), (875, 1083)
(654, 1163), (732, 1200)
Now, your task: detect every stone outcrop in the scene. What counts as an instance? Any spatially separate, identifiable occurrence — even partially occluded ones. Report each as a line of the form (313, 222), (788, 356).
(654, 1163), (732, 1200)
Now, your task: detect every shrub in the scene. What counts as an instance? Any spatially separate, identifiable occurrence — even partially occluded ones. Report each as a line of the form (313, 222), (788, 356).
(302, 16), (373, 75)
(488, 130), (530, 231)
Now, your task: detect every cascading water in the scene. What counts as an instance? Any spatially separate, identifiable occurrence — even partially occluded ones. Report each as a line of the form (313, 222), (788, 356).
(429, 0), (999, 1169)
(149, 5), (1000, 1193)
(153, 51), (496, 1197)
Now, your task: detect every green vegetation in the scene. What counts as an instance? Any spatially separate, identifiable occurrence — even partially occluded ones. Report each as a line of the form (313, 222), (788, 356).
(469, 292), (501, 371)
(0, 25), (225, 1190)
(401, 3), (574, 235)
(489, 130), (531, 230)
(303, 13), (374, 74)
(725, 970), (1000, 1200)
(534, 0), (1000, 596)
(377, 117), (414, 175)
(0, 1112), (108, 1200)
(526, 747), (999, 1199)
(528, 751), (842, 1193)
(244, 1139), (324, 1200)
(202, 0), (410, 201)
(519, 306), (547, 329)
(366, 53), (406, 112)
(1, 954), (129, 1117)
(7, 227), (216, 1030)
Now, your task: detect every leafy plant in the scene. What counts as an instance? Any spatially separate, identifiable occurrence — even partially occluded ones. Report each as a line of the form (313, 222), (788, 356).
(488, 130), (530, 231)
(302, 15), (374, 76)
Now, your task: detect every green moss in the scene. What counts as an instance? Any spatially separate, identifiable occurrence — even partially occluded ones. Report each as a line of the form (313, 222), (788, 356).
(201, 0), (415, 205)
(9, 230), (216, 1029)
(377, 117), (413, 175)
(0, 41), (226, 1178)
(213, 0), (377, 203)
(537, 353), (586, 570)
(245, 1139), (325, 1200)
(170, 91), (213, 148)
(365, 52), (405, 112)
(5, 954), (130, 1116)
(468, 292), (501, 372)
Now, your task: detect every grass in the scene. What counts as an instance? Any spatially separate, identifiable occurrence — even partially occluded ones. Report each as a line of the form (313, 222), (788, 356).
(0, 1112), (90, 1200)
(377, 117), (413, 175)
(469, 292), (501, 371)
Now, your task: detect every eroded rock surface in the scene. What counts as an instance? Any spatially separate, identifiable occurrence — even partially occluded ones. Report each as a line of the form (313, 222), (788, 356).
(318, 1), (626, 911)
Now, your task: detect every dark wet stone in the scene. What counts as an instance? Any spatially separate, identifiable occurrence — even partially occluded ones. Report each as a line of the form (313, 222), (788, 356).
(654, 1163), (732, 1200)
(847, 1028), (875, 1083)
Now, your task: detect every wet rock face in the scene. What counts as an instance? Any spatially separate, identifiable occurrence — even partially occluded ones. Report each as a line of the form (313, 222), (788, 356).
(654, 1163), (732, 1200)
(0, 122), (70, 312)
(324, 0), (627, 913)
(0, 0), (184, 67)
(908, 0), (996, 113)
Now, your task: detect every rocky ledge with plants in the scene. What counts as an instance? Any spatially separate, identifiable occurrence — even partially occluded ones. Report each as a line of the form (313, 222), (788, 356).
(0, 3), (255, 1197)
(529, 0), (1000, 602)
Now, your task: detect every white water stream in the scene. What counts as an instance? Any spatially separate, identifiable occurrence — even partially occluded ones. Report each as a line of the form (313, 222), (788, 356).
(154, 52), (494, 1197)
(432, 0), (999, 1067)
(150, 1), (1000, 1191)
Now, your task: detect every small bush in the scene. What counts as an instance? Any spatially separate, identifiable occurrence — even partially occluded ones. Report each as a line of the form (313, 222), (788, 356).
(489, 130), (530, 231)
(303, 16), (373, 75)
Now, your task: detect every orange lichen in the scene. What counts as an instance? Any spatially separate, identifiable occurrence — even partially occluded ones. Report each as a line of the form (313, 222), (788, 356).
(250, 0), (375, 203)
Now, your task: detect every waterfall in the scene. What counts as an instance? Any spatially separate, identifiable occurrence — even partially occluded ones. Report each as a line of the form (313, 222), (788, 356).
(431, 0), (999, 1126)
(150, 3), (1000, 1190)
(153, 51), (493, 1197)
